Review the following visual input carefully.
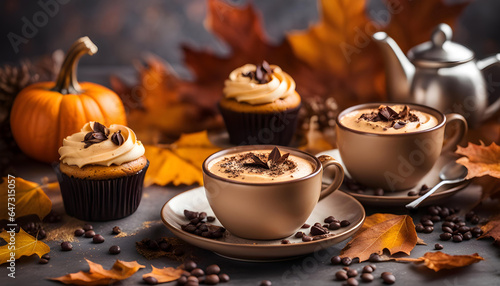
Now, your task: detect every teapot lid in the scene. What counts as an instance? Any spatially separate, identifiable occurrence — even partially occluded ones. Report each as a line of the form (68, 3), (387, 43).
(407, 23), (474, 67)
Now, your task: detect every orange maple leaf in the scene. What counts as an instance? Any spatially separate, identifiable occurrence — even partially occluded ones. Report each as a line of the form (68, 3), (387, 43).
(340, 214), (418, 262)
(0, 229), (50, 265)
(397, 252), (484, 271)
(142, 266), (183, 283)
(478, 215), (500, 244)
(0, 177), (52, 220)
(456, 142), (500, 179)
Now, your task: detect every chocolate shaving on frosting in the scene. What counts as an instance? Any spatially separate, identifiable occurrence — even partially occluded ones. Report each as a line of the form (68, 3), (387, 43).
(242, 60), (274, 84)
(111, 130), (124, 146)
(82, 122), (110, 148)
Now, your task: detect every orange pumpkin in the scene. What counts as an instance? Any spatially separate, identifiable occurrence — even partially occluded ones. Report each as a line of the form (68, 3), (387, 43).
(10, 37), (127, 163)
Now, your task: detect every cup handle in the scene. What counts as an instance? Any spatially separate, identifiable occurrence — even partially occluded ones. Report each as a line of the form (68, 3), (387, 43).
(442, 113), (468, 153)
(317, 155), (344, 201)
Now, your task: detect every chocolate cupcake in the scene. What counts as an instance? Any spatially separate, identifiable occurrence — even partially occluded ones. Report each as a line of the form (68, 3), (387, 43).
(56, 122), (148, 221)
(219, 61), (301, 146)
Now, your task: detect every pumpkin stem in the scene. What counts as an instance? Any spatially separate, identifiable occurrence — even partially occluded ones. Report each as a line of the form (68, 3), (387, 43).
(53, 37), (98, 95)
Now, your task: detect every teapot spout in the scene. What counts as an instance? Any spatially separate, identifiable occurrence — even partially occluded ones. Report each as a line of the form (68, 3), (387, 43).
(372, 32), (415, 102)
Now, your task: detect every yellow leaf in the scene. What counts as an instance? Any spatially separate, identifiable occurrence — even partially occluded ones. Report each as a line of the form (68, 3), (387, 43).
(0, 177), (52, 220)
(0, 228), (50, 265)
(397, 252), (484, 271)
(50, 259), (145, 285)
(341, 214), (417, 262)
(143, 265), (183, 283)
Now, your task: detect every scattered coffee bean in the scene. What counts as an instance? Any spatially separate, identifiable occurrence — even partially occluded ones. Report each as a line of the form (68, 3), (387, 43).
(471, 227), (483, 237)
(61, 241), (72, 251)
(458, 226), (470, 233)
(184, 210), (199, 220)
(374, 188), (384, 196)
(74, 228), (85, 237)
(381, 272), (392, 278)
(407, 190), (418, 196)
(159, 241), (171, 251)
(335, 270), (348, 281)
(219, 273), (230, 282)
(206, 264), (221, 275)
(203, 274), (219, 285)
(295, 232), (304, 238)
(442, 226), (453, 233)
(347, 277), (359, 286)
(463, 232), (472, 240)
(470, 216), (480, 224)
(260, 280), (272, 286)
(434, 243), (444, 250)
(302, 235), (313, 242)
(144, 276), (158, 285)
(382, 273), (396, 284)
(181, 211), (226, 240)
(361, 273), (374, 282)
(340, 220), (351, 227)
(84, 230), (95, 238)
(440, 233), (452, 241)
(362, 265), (373, 273)
(186, 275), (199, 285)
(431, 215), (441, 222)
(112, 226), (121, 234)
(368, 253), (382, 262)
(341, 257), (352, 266)
(324, 216), (336, 223)
(301, 223), (310, 228)
(281, 239), (291, 244)
(178, 276), (188, 284)
(183, 261), (197, 271)
(347, 269), (358, 277)
(453, 234), (463, 242)
(93, 234), (105, 244)
(423, 226), (434, 233)
(421, 219), (434, 227)
(328, 222), (341, 230)
(191, 268), (205, 277)
(207, 216), (216, 222)
(109, 245), (121, 254)
(331, 256), (342, 265)
(465, 211), (475, 221)
(83, 224), (93, 231)
(310, 225), (329, 236)
(41, 253), (50, 260)
(39, 258), (49, 264)
(369, 264), (377, 270)
(415, 223), (425, 232)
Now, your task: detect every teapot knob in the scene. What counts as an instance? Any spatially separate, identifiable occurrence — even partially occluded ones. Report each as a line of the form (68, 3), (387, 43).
(431, 23), (453, 47)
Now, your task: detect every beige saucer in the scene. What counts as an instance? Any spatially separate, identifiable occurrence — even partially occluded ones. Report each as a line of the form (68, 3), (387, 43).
(161, 186), (365, 261)
(317, 149), (470, 207)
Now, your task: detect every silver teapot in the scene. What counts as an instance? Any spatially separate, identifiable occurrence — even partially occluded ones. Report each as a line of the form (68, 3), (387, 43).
(373, 23), (500, 126)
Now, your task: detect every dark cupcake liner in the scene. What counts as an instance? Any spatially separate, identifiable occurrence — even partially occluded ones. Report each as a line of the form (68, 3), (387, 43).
(219, 103), (301, 146)
(55, 161), (149, 221)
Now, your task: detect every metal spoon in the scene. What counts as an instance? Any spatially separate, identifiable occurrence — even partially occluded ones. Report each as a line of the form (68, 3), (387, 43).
(405, 162), (468, 209)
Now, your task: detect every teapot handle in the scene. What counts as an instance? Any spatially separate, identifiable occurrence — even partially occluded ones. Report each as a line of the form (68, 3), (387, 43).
(477, 53), (500, 121)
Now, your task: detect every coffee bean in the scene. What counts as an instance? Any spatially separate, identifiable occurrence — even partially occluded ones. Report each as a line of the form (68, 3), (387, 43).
(302, 235), (313, 242)
(457, 221), (466, 227)
(471, 227), (483, 236)
(368, 253), (382, 262)
(61, 241), (72, 251)
(407, 191), (418, 196)
(421, 219), (434, 227)
(39, 258), (49, 264)
(310, 225), (328, 235)
(343, 267), (350, 271)
(347, 277), (359, 286)
(206, 264), (220, 275)
(427, 206), (439, 216)
(340, 220), (351, 227)
(295, 231), (304, 238)
(219, 273), (230, 282)
(442, 221), (454, 228)
(381, 272), (392, 278)
(431, 215), (441, 222)
(314, 222), (322, 227)
(440, 233), (452, 241)
(183, 261), (197, 271)
(434, 243), (444, 250)
(74, 229), (85, 237)
(415, 224), (425, 232)
(442, 226), (453, 233)
(40, 254), (50, 260)
(331, 256), (342, 265)
(301, 223), (310, 228)
(84, 230), (95, 238)
(423, 226), (434, 233)
(198, 212), (207, 220)
(182, 270), (191, 277)
(374, 188), (384, 196)
(361, 273), (374, 282)
(148, 240), (159, 250)
(341, 257), (352, 266)
(453, 234), (463, 242)
(109, 245), (121, 254)
(184, 210), (199, 220)
(178, 276), (188, 284)
(83, 224), (93, 231)
(458, 226), (470, 233)
(362, 265), (373, 273)
(201, 274), (218, 285)
(112, 226), (121, 234)
(369, 264), (377, 270)
(347, 269), (358, 277)
(382, 274), (396, 284)
(187, 276), (199, 285)
(143, 276), (158, 285)
(470, 216), (480, 224)
(324, 216), (336, 223)
(191, 268), (204, 277)
(207, 216), (216, 222)
(328, 222), (341, 230)
(93, 234), (105, 244)
(281, 239), (291, 244)
(159, 242), (170, 251)
(463, 232), (472, 240)
(465, 211), (475, 221)
(260, 280), (272, 286)
(335, 270), (348, 281)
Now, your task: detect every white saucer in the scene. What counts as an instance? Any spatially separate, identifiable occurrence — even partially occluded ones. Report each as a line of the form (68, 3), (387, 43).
(317, 149), (470, 207)
(161, 186), (365, 261)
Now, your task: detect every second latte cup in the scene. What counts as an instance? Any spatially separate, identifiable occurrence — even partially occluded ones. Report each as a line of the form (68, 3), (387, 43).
(336, 103), (467, 191)
(202, 145), (344, 240)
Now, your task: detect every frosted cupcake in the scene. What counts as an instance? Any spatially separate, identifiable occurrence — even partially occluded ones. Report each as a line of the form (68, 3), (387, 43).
(56, 121), (148, 221)
(219, 61), (301, 145)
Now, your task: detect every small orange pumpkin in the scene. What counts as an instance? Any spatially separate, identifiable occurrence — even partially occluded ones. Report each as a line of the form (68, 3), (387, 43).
(10, 37), (127, 163)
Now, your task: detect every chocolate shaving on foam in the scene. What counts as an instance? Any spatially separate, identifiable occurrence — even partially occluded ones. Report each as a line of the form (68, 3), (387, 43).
(358, 105), (420, 130)
(244, 147), (291, 170)
(242, 60), (274, 84)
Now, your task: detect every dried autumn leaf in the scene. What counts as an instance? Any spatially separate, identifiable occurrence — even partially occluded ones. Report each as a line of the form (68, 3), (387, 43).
(456, 142), (500, 179)
(0, 228), (50, 265)
(142, 265), (183, 283)
(478, 215), (500, 243)
(0, 177), (52, 220)
(396, 252), (484, 272)
(144, 131), (221, 186)
(340, 214), (417, 262)
(50, 259), (145, 285)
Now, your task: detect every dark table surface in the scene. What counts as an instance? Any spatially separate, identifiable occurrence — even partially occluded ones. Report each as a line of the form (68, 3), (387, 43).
(1, 154), (499, 286)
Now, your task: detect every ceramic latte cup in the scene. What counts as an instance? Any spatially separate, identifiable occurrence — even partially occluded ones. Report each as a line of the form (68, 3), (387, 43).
(202, 145), (344, 240)
(336, 103), (467, 191)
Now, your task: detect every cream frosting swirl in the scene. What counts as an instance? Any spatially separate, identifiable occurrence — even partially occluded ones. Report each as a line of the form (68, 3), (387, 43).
(223, 64), (296, 105)
(59, 122), (145, 167)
